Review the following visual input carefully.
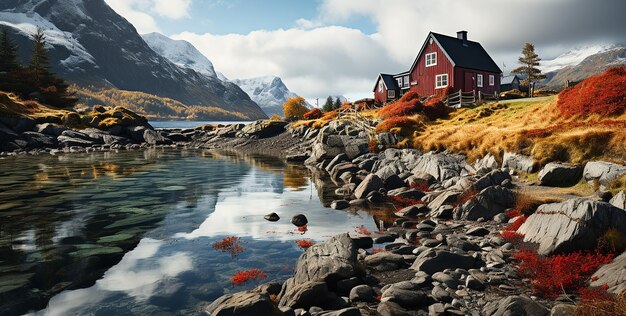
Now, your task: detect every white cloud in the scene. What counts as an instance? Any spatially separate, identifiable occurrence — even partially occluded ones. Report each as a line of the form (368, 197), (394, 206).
(153, 0), (192, 19)
(104, 0), (193, 33)
(173, 27), (403, 101)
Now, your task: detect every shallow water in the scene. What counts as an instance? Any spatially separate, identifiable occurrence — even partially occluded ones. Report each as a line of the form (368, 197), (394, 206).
(0, 149), (395, 315)
(149, 120), (252, 129)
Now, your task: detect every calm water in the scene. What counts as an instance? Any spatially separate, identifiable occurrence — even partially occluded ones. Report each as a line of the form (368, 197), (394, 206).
(0, 149), (396, 315)
(149, 121), (252, 129)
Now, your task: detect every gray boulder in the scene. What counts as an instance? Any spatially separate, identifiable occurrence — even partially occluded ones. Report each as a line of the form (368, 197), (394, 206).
(381, 285), (428, 309)
(610, 190), (626, 210)
(502, 152), (535, 173)
(537, 163), (583, 187)
(427, 190), (462, 211)
(278, 234), (358, 308)
(454, 186), (515, 220)
(57, 135), (95, 147)
(313, 308), (360, 316)
(240, 120), (287, 138)
(590, 251), (626, 295)
(349, 285), (376, 302)
(278, 281), (328, 309)
(474, 170), (512, 191)
(205, 291), (277, 316)
(583, 161), (626, 189)
(22, 131), (58, 149)
(354, 174), (384, 199)
(35, 123), (67, 137)
(482, 295), (549, 316)
(325, 154), (349, 173)
(364, 252), (406, 271)
(518, 198), (626, 255)
(474, 154), (499, 171)
(411, 152), (466, 182)
(330, 162), (359, 182)
(143, 129), (172, 145)
(410, 249), (481, 274)
(0, 116), (36, 133)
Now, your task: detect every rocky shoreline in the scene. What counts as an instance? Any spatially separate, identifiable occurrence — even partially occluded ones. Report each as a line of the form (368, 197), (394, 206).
(2, 118), (625, 315)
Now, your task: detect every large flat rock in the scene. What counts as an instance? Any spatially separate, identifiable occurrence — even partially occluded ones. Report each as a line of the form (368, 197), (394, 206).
(518, 198), (626, 255)
(591, 251), (626, 295)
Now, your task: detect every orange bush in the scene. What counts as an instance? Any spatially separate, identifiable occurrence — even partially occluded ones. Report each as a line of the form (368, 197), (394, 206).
(375, 117), (418, 133)
(378, 90), (423, 119)
(557, 67), (626, 118)
(303, 108), (323, 120)
(423, 97), (449, 120)
(212, 236), (246, 257)
(283, 96), (309, 120)
(295, 239), (315, 248)
(231, 269), (267, 285)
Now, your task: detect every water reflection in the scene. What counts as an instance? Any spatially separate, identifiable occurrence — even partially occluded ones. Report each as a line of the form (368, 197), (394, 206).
(0, 149), (394, 315)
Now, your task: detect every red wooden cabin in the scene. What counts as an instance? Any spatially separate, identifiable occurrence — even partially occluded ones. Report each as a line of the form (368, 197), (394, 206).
(374, 31), (502, 104)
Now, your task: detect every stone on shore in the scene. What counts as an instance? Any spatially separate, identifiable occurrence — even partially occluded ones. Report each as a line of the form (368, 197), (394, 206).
(537, 163), (583, 187)
(583, 161), (626, 189)
(590, 251), (626, 295)
(205, 291), (277, 316)
(410, 249), (482, 274)
(454, 186), (515, 220)
(482, 295), (549, 316)
(411, 152), (466, 182)
(517, 198), (626, 255)
(354, 174), (384, 199)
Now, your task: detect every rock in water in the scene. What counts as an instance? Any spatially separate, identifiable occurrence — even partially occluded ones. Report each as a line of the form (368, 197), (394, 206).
(205, 291), (277, 316)
(278, 234), (358, 309)
(354, 174), (384, 199)
(537, 163), (583, 187)
(518, 198), (626, 255)
(264, 212), (280, 222)
(291, 214), (308, 227)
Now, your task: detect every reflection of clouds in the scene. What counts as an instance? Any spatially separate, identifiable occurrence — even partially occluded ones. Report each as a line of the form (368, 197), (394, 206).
(37, 239), (192, 316)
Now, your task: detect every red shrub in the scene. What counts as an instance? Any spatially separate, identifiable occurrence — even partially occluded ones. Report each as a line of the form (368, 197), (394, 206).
(297, 225), (308, 233)
(557, 66), (626, 118)
(505, 209), (522, 218)
(371, 248), (384, 254)
(505, 216), (527, 232)
(387, 195), (424, 209)
(368, 139), (381, 153)
(375, 117), (418, 133)
(304, 108), (323, 120)
(212, 236), (246, 257)
(578, 284), (615, 302)
(231, 269), (267, 285)
(514, 248), (615, 298)
(409, 182), (430, 192)
(500, 215), (527, 244)
(295, 239), (315, 248)
(378, 90), (423, 119)
(356, 225), (372, 236)
(423, 97), (449, 120)
(452, 189), (478, 207)
(501, 231), (525, 243)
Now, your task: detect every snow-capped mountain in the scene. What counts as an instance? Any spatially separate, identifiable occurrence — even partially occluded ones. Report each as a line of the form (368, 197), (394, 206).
(0, 0), (266, 119)
(232, 76), (301, 116)
(540, 45), (626, 89)
(141, 32), (217, 78)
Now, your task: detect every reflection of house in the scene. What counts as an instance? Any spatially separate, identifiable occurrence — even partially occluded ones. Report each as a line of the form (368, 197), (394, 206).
(501, 74), (521, 91)
(373, 31), (502, 104)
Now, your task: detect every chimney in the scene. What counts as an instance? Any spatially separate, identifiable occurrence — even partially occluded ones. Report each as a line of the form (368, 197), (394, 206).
(457, 30), (468, 46)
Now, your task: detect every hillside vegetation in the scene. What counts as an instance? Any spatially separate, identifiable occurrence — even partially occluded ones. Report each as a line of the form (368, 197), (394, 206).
(73, 86), (253, 121)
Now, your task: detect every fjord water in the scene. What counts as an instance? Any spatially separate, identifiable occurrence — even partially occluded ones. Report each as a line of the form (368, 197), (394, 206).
(0, 149), (383, 315)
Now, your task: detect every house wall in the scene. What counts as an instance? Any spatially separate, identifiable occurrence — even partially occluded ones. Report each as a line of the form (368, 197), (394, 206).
(409, 38), (455, 97)
(455, 69), (501, 95)
(374, 78), (388, 104)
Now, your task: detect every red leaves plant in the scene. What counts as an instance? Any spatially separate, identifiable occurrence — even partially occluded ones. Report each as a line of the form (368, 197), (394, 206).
(500, 215), (527, 244)
(375, 116), (418, 133)
(387, 195), (424, 209)
(231, 269), (267, 286)
(295, 239), (315, 249)
(212, 236), (246, 257)
(303, 108), (323, 120)
(505, 209), (522, 218)
(356, 225), (372, 236)
(513, 248), (615, 298)
(557, 66), (626, 118)
(378, 90), (423, 119)
(423, 97), (449, 120)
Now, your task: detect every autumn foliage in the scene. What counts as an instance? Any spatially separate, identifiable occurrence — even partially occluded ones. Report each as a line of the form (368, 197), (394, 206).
(387, 195), (424, 209)
(514, 248), (614, 298)
(375, 116), (419, 133)
(283, 96), (309, 120)
(423, 97), (449, 120)
(557, 67), (626, 118)
(303, 108), (323, 120)
(212, 236), (246, 257)
(295, 239), (315, 249)
(378, 90), (423, 119)
(231, 269), (267, 285)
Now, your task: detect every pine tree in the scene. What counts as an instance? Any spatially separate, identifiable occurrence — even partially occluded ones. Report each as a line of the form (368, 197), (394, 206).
(511, 43), (546, 86)
(322, 96), (334, 112)
(30, 27), (52, 86)
(333, 97), (342, 110)
(0, 27), (21, 73)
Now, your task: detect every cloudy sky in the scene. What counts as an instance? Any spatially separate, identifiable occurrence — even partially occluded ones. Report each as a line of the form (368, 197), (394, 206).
(105, 0), (625, 101)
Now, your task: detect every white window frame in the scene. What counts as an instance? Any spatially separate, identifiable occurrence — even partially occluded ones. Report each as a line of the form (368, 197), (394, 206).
(477, 74), (483, 87)
(387, 90), (396, 99)
(396, 78), (402, 86)
(489, 75), (495, 86)
(425, 52), (437, 67)
(403, 75), (409, 88)
(435, 74), (448, 89)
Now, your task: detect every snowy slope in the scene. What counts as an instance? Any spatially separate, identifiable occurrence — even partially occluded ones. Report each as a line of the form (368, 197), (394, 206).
(141, 32), (217, 78)
(232, 76), (301, 116)
(541, 44), (618, 73)
(0, 11), (95, 72)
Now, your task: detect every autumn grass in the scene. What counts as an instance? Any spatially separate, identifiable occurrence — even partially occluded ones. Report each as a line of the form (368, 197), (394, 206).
(0, 92), (71, 120)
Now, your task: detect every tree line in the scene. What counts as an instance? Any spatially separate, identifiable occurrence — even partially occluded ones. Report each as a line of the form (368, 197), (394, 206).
(0, 27), (77, 108)
(322, 96), (343, 112)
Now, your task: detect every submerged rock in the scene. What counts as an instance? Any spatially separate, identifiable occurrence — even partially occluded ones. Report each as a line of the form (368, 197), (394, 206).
(264, 212), (280, 222)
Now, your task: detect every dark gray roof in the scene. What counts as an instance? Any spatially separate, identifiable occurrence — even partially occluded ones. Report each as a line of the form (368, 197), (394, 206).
(429, 32), (502, 74)
(374, 73), (400, 91)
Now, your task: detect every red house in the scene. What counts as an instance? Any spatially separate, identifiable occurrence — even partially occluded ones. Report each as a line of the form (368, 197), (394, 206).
(374, 31), (502, 104)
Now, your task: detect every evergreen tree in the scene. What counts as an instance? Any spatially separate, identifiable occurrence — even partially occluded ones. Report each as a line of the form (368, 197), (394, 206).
(0, 27), (21, 73)
(333, 97), (342, 110)
(511, 43), (546, 86)
(30, 27), (52, 87)
(322, 96), (334, 112)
